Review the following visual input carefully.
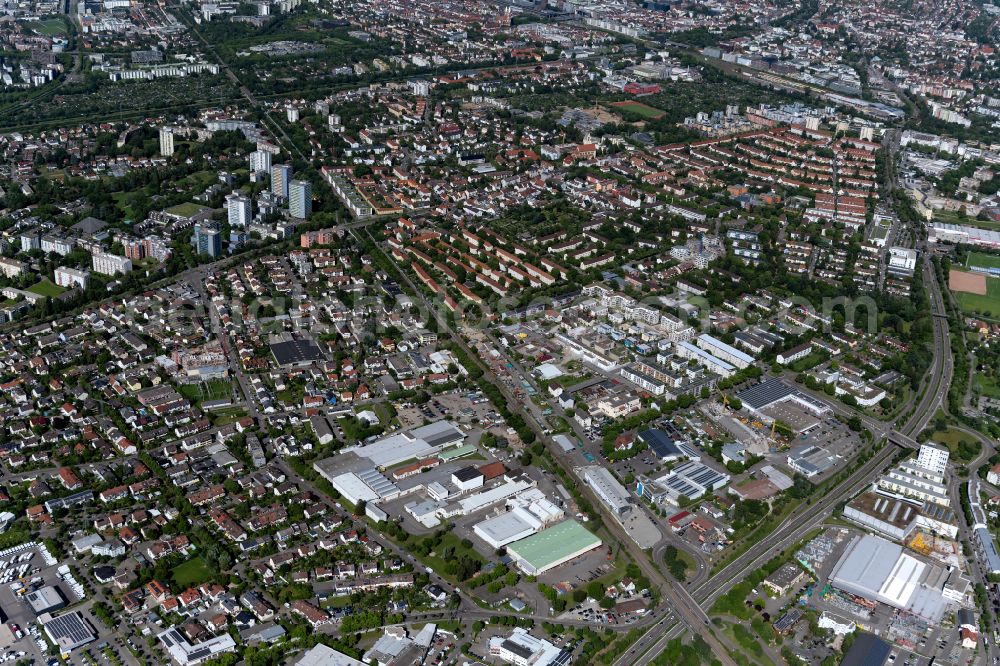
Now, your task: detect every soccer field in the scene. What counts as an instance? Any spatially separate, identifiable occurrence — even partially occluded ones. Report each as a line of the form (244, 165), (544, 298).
(955, 275), (1000, 316)
(610, 101), (666, 119)
(30, 18), (67, 36)
(966, 251), (1000, 271)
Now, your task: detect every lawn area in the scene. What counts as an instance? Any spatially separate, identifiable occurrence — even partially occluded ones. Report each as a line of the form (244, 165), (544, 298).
(320, 595), (354, 609)
(210, 407), (248, 426)
(975, 374), (1000, 399)
(609, 101), (666, 119)
(931, 427), (981, 462)
(177, 378), (233, 403)
(26, 279), (65, 297)
(954, 275), (1000, 317)
(171, 557), (214, 587)
(931, 427), (966, 448)
(422, 532), (484, 581)
(30, 18), (67, 35)
(723, 622), (770, 665)
(165, 201), (210, 218)
(788, 350), (829, 372)
(967, 252), (1000, 270)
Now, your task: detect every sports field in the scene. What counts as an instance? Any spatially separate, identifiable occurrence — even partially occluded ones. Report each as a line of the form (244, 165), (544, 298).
(966, 251), (1000, 271)
(30, 18), (67, 36)
(610, 101), (666, 119)
(951, 268), (1000, 316)
(950, 269), (987, 295)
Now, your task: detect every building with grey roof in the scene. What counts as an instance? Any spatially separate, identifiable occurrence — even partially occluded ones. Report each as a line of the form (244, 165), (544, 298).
(844, 491), (957, 541)
(581, 465), (632, 516)
(840, 632), (891, 666)
(41, 611), (96, 652)
(828, 533), (968, 622)
(158, 627), (236, 666)
(736, 378), (831, 417)
(26, 586), (66, 615)
(339, 420), (466, 468)
(786, 445), (840, 478)
(294, 644), (366, 666)
(270, 337), (325, 367)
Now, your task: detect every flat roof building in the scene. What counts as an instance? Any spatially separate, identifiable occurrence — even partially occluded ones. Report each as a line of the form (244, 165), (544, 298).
(41, 611), (96, 653)
(295, 645), (366, 666)
(828, 533), (967, 622)
(489, 627), (570, 666)
(736, 378), (832, 417)
(507, 520), (602, 575)
(581, 465), (632, 516)
(840, 632), (891, 666)
(474, 507), (545, 549)
(158, 627), (237, 666)
(27, 585), (67, 615)
(340, 420), (466, 468)
(787, 445), (840, 478)
(637, 428), (696, 461)
(270, 338), (325, 367)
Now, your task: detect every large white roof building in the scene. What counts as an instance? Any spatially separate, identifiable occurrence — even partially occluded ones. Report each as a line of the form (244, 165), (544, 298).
(828, 534), (967, 622)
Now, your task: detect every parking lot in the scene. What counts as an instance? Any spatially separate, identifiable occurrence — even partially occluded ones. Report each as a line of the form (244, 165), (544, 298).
(395, 391), (501, 430)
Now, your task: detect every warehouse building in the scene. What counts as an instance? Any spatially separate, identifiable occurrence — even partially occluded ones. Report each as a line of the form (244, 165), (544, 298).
(581, 465), (632, 517)
(786, 445), (840, 478)
(507, 520), (603, 575)
(343, 420), (466, 468)
(452, 467), (485, 491)
(295, 645), (366, 666)
(473, 489), (565, 549)
(840, 633), (891, 666)
(828, 533), (968, 622)
(843, 492), (958, 541)
(27, 586), (67, 615)
(475, 509), (547, 549)
(323, 466), (402, 507)
(736, 378), (832, 417)
(637, 428), (698, 462)
(41, 611), (97, 653)
(270, 338), (325, 368)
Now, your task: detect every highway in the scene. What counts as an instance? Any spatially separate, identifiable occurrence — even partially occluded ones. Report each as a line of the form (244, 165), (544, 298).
(617, 253), (955, 666)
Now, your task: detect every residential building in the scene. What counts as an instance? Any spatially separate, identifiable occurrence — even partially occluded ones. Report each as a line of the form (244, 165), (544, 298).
(193, 222), (223, 258)
(250, 149), (272, 174)
(54, 266), (90, 289)
(271, 164), (292, 199)
(159, 127), (174, 156)
(92, 252), (132, 276)
(226, 193), (252, 228)
(289, 180), (312, 220)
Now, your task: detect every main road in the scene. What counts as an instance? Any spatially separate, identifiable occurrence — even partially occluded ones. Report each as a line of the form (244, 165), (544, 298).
(359, 227), (740, 666)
